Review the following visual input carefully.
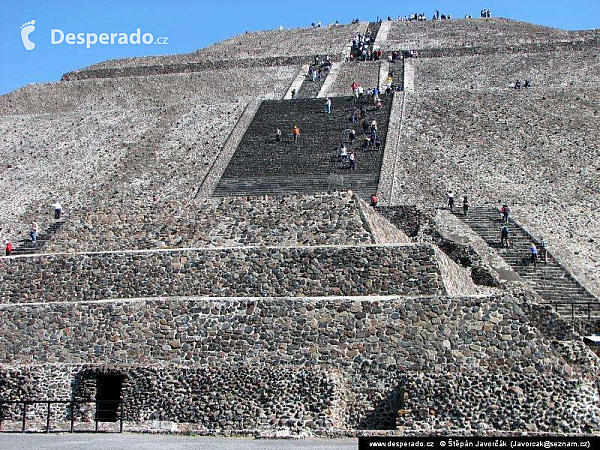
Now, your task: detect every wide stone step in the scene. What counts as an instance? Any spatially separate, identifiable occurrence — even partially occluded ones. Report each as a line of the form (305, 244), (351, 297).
(214, 173), (379, 197)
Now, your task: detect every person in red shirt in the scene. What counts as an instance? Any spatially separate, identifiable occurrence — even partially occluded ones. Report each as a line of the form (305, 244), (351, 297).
(371, 194), (379, 207)
(5, 241), (14, 256)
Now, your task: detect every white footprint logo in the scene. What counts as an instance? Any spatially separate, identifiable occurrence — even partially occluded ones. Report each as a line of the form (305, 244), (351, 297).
(20, 20), (36, 50)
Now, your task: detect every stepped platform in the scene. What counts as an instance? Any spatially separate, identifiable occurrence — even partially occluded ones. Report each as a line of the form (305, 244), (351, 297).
(454, 206), (599, 318)
(213, 96), (393, 198)
(40, 193), (375, 253)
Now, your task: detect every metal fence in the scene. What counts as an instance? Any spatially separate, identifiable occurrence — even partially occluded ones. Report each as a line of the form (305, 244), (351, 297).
(542, 301), (600, 320)
(0, 399), (123, 433)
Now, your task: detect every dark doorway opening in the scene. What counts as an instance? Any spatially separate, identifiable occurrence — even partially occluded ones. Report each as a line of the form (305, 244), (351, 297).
(96, 374), (122, 422)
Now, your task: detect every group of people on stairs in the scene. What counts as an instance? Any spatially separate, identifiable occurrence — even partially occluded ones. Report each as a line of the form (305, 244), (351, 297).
(448, 193), (549, 268)
(3, 202), (64, 256)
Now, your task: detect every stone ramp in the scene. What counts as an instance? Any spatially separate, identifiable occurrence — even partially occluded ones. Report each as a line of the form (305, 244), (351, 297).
(213, 96), (393, 198)
(455, 206), (599, 318)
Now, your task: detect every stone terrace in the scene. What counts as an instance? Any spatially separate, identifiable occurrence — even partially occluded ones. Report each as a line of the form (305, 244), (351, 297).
(384, 18), (598, 51)
(42, 193), (375, 253)
(0, 294), (578, 372)
(0, 244), (448, 304)
(387, 86), (600, 296)
(0, 67), (298, 114)
(412, 49), (600, 91)
(80, 23), (367, 72)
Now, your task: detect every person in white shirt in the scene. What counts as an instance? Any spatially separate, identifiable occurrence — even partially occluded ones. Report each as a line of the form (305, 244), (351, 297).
(349, 152), (356, 170)
(339, 145), (348, 162)
(30, 221), (39, 242)
(447, 192), (455, 212)
(52, 202), (64, 220)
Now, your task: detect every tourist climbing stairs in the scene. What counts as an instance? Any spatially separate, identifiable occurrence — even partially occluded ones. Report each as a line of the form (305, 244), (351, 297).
(367, 21), (382, 40)
(454, 206), (599, 318)
(297, 56), (330, 98)
(213, 95), (393, 198)
(12, 220), (65, 256)
(350, 21), (382, 62)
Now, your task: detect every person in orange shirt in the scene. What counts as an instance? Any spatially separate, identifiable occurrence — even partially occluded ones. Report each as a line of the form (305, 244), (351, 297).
(293, 125), (300, 143)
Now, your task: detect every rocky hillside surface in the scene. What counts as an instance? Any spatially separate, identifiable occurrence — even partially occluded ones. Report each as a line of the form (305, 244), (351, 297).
(0, 67), (298, 245)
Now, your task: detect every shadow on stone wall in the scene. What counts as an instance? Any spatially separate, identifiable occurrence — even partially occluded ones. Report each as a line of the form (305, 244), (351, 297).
(357, 384), (406, 430)
(378, 205), (500, 287)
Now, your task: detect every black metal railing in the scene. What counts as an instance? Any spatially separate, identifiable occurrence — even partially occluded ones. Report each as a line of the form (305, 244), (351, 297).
(541, 301), (600, 320)
(0, 399), (123, 433)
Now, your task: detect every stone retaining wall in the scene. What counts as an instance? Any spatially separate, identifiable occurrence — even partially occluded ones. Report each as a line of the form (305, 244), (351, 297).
(42, 193), (374, 253)
(0, 364), (342, 431)
(378, 206), (434, 238)
(63, 56), (322, 81)
(398, 372), (600, 433)
(0, 294), (569, 373)
(1, 361), (598, 432)
(0, 244), (444, 304)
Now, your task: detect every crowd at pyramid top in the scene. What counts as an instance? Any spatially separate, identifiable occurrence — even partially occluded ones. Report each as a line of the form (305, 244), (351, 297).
(309, 8), (492, 28)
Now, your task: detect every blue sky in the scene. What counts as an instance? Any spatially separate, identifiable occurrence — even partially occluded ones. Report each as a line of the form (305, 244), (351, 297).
(1, 0), (599, 95)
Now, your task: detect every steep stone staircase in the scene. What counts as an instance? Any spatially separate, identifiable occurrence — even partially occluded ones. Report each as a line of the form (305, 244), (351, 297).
(350, 22), (382, 62)
(454, 205), (599, 318)
(12, 221), (65, 256)
(297, 60), (330, 99)
(213, 95), (393, 198)
(367, 22), (382, 40)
